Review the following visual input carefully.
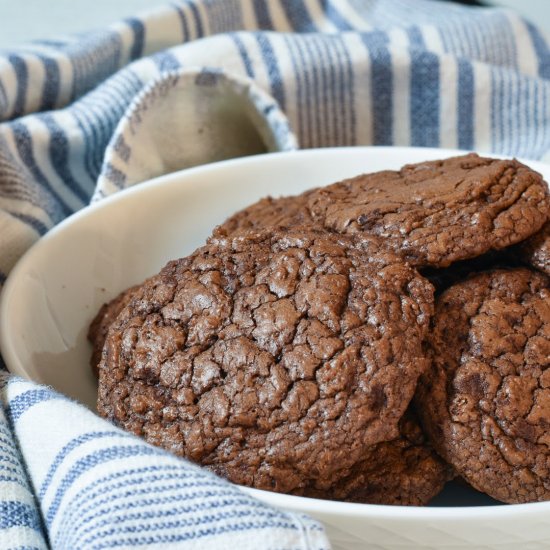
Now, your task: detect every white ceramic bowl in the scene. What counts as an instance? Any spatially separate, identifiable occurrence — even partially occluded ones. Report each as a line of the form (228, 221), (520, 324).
(2, 147), (550, 550)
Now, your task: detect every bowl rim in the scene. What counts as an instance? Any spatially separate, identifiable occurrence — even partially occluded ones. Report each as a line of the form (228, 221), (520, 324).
(2, 145), (550, 520)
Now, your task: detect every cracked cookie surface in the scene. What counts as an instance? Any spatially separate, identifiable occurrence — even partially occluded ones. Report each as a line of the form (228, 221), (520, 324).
(212, 189), (318, 238)
(302, 408), (454, 505)
(519, 222), (550, 276)
(308, 154), (549, 268)
(88, 284), (142, 375)
(97, 229), (433, 494)
(416, 268), (550, 503)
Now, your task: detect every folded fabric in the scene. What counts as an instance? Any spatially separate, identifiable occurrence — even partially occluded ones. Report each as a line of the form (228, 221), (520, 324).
(1, 0), (550, 548)
(0, 375), (329, 550)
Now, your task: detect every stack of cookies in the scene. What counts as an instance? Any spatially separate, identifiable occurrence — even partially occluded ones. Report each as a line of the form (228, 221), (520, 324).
(91, 153), (550, 505)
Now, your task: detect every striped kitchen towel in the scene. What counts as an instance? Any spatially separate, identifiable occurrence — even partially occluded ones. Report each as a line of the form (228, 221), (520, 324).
(0, 0), (549, 548)
(0, 375), (328, 549)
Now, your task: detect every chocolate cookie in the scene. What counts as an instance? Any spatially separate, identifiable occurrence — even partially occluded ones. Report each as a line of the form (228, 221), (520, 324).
(213, 189), (317, 238)
(518, 222), (550, 276)
(420, 249), (521, 295)
(416, 268), (550, 503)
(97, 229), (434, 494)
(88, 285), (141, 375)
(302, 408), (454, 505)
(308, 154), (549, 268)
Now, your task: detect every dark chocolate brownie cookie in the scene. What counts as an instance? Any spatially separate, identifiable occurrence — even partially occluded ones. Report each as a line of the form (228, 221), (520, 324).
(416, 268), (550, 503)
(308, 154), (549, 268)
(97, 229), (434, 494)
(518, 222), (550, 276)
(213, 189), (317, 238)
(420, 249), (521, 295)
(88, 284), (141, 375)
(302, 408), (454, 505)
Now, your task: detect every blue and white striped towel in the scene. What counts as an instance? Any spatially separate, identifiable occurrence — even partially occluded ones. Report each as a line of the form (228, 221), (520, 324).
(1, 0), (549, 548)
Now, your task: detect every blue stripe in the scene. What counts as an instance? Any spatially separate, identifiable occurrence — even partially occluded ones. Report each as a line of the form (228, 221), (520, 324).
(39, 431), (132, 498)
(230, 34), (255, 78)
(503, 14), (517, 69)
(46, 445), (167, 525)
(302, 38), (321, 147)
(0, 173), (43, 207)
(70, 31), (123, 102)
(463, 19), (481, 61)
(325, 37), (342, 145)
(0, 423), (18, 444)
(67, 480), (246, 528)
(532, 81), (540, 154)
(0, 461), (26, 477)
(0, 501), (42, 531)
(310, 37), (331, 145)
(0, 471), (28, 482)
(491, 68), (500, 153)
(103, 162), (126, 188)
(38, 55), (60, 112)
(509, 72), (518, 154)
(336, 36), (355, 145)
(72, 70), (142, 182)
(72, 105), (100, 183)
(59, 466), (233, 525)
(152, 51), (181, 72)
(125, 18), (145, 60)
(280, 0), (317, 32)
(173, 3), (190, 41)
(6, 389), (56, 422)
(75, 501), (275, 541)
(503, 72), (511, 152)
(528, 80), (536, 153)
(317, 0), (353, 30)
(187, 0), (204, 38)
(330, 38), (347, 144)
(255, 34), (286, 110)
(362, 31), (393, 145)
(0, 474), (34, 492)
(8, 211), (49, 236)
(526, 21), (550, 79)
(76, 509), (298, 549)
(65, 465), (230, 502)
(10, 122), (73, 219)
(293, 39), (313, 146)
(507, 70), (515, 153)
(40, 113), (90, 203)
(543, 86), (550, 159)
(0, 454), (25, 471)
(201, 0), (243, 33)
(112, 133), (131, 163)
(502, 68), (510, 153)
(0, 78), (7, 116)
(89, 76), (140, 177)
(8, 55), (28, 118)
(457, 59), (474, 150)
(253, 0), (274, 30)
(408, 28), (440, 147)
(408, 26), (425, 49)
(0, 465), (25, 478)
(88, 100), (112, 177)
(64, 488), (282, 543)
(76, 518), (299, 550)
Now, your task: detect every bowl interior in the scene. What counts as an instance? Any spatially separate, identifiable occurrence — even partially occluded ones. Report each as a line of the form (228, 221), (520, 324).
(2, 146), (549, 520)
